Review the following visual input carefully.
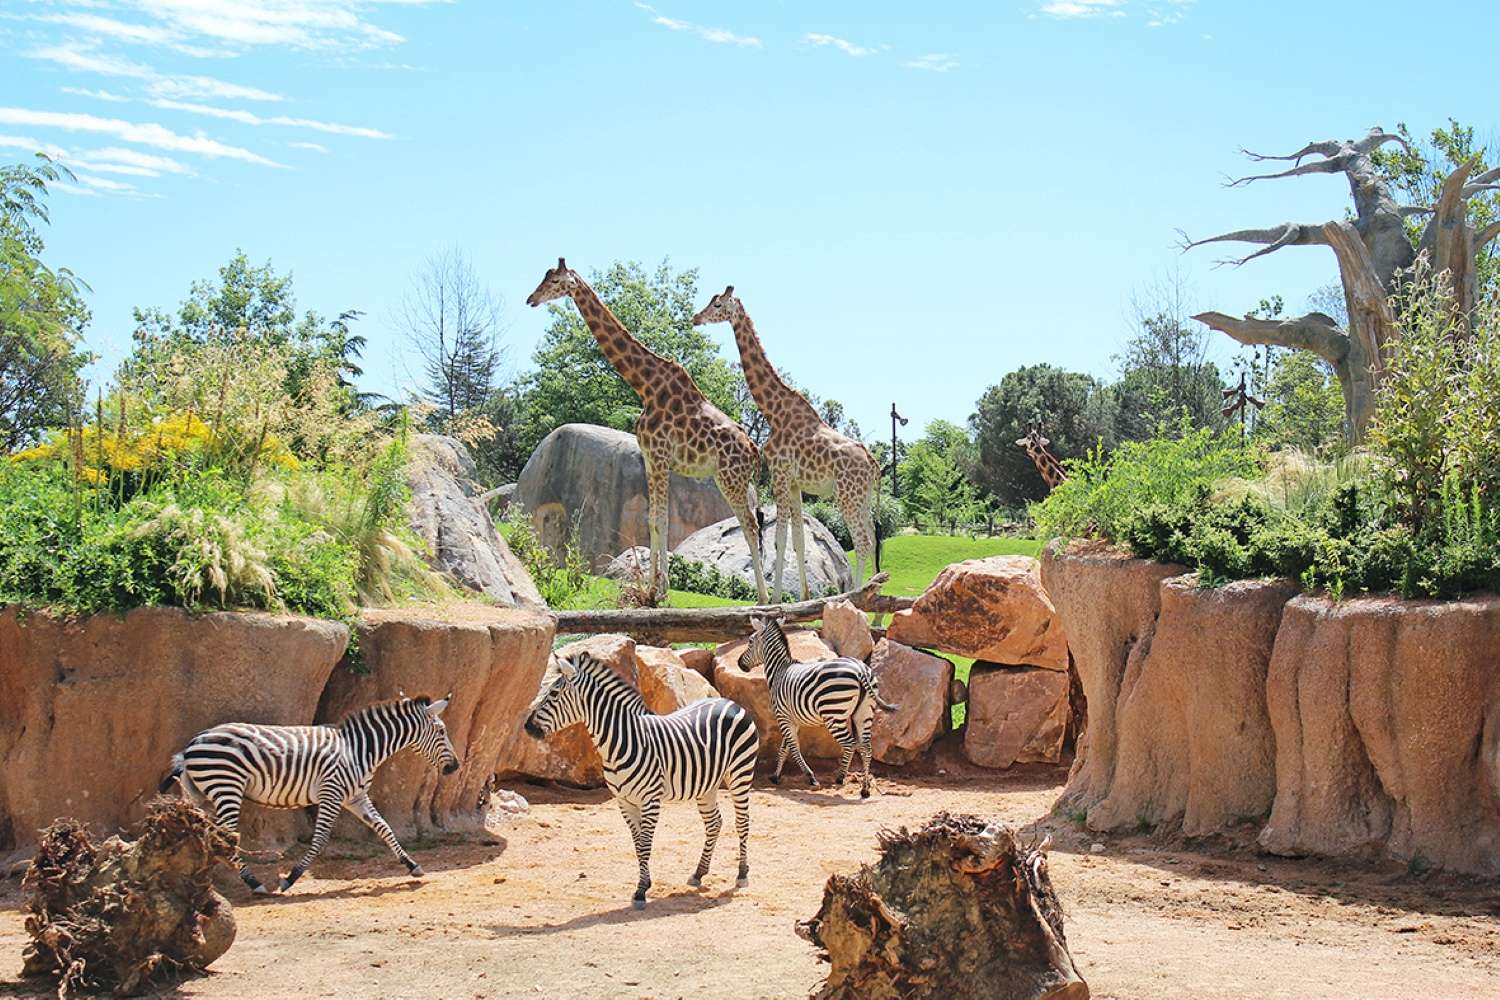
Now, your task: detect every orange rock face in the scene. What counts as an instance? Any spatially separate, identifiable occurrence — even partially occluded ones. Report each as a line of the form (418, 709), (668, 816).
(635, 646), (719, 715)
(963, 664), (1072, 768)
(677, 646), (716, 680)
(887, 556), (1068, 669)
(867, 640), (952, 764)
(0, 607), (348, 855)
(820, 598), (875, 662)
(317, 605), (555, 840)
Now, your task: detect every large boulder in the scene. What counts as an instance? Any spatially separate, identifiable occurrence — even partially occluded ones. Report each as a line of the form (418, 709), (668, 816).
(1085, 576), (1296, 835)
(406, 434), (543, 609)
(0, 607), (348, 856)
(316, 604), (554, 840)
(1261, 594), (1500, 875)
(821, 598), (875, 661)
(677, 506), (854, 598)
(887, 556), (1068, 669)
(964, 665), (1072, 769)
(516, 424), (732, 570)
(868, 640), (951, 764)
(1040, 543), (1185, 812)
(502, 634), (639, 788)
(713, 631), (844, 760)
(635, 646), (719, 715)
(678, 647), (715, 680)
(603, 545), (652, 581)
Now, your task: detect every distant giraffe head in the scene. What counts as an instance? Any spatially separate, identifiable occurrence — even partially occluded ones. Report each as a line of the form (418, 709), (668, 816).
(1015, 426), (1051, 458)
(690, 284), (742, 327)
(1016, 425), (1067, 490)
(526, 257), (582, 307)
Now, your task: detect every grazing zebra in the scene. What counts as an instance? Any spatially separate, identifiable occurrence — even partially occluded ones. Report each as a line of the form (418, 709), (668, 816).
(525, 651), (759, 909)
(739, 611), (897, 798)
(160, 695), (461, 895)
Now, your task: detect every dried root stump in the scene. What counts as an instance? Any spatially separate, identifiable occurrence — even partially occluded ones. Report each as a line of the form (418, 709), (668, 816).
(20, 797), (238, 997)
(797, 812), (1087, 1000)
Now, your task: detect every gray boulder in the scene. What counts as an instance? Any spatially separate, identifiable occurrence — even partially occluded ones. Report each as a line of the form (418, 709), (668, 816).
(604, 545), (653, 581)
(674, 505), (853, 599)
(515, 423), (733, 571)
(406, 434), (544, 609)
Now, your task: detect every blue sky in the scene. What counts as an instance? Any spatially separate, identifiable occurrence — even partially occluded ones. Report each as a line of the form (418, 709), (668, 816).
(4, 0), (1497, 436)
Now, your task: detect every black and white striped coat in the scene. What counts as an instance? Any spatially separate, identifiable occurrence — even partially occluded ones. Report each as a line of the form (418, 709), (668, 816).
(161, 695), (460, 894)
(739, 611), (896, 798)
(525, 651), (760, 908)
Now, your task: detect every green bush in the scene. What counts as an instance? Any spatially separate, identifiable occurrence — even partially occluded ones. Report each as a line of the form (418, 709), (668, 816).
(806, 493), (907, 551)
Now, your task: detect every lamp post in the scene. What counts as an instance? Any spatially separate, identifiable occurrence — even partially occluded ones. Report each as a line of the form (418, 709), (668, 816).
(889, 403), (908, 499)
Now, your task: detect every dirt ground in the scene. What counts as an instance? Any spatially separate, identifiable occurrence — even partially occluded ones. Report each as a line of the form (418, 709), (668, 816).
(3, 766), (1498, 999)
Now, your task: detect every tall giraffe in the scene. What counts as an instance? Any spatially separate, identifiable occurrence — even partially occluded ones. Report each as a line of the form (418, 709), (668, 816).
(1017, 426), (1068, 491)
(527, 260), (767, 603)
(692, 286), (879, 598)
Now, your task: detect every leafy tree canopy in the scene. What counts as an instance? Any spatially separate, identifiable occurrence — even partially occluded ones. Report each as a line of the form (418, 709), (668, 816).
(969, 364), (1115, 506)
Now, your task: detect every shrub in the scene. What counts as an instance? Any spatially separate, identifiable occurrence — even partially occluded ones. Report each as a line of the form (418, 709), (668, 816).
(806, 493), (907, 551)
(667, 555), (760, 602)
(499, 503), (592, 608)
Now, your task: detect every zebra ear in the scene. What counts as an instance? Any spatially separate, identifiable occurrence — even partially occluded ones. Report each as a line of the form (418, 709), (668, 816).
(557, 655), (578, 680)
(427, 697), (450, 717)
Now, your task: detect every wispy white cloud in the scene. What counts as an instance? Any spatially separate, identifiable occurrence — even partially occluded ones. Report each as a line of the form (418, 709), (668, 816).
(62, 86), (131, 103)
(73, 146), (194, 177)
(1038, 0), (1128, 19)
(0, 134), (68, 159)
(289, 141), (330, 153)
(30, 42), (285, 102)
(802, 33), (876, 58)
(148, 98), (391, 138)
(636, 4), (761, 48)
(73, 172), (138, 193)
(1146, 0), (1197, 27)
(902, 53), (959, 72)
(0, 108), (284, 167)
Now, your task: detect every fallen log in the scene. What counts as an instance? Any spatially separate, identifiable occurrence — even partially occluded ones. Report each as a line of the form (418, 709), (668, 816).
(552, 572), (911, 644)
(797, 812), (1088, 1000)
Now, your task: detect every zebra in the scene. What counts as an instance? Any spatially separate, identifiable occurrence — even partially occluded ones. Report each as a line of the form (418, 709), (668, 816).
(739, 610), (897, 798)
(524, 651), (760, 909)
(159, 694), (461, 895)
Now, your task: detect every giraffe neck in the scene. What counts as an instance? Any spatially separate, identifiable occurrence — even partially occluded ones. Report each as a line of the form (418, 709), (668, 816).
(728, 308), (821, 429)
(1029, 446), (1066, 488)
(567, 276), (671, 400)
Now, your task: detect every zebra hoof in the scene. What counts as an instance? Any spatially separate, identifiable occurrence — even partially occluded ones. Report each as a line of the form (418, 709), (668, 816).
(277, 878), (292, 893)
(735, 877), (749, 888)
(409, 865), (425, 878)
(253, 884), (271, 896)
(768, 773), (781, 786)
(861, 787), (872, 800)
(632, 898), (647, 910)
(687, 875), (703, 888)
(808, 778), (820, 788)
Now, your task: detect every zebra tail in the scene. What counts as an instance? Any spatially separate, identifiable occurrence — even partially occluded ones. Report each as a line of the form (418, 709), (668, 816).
(863, 674), (900, 713)
(158, 752), (185, 793)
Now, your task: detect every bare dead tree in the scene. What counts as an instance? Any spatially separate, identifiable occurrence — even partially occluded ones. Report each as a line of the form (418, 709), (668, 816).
(1182, 127), (1500, 442)
(399, 248), (504, 422)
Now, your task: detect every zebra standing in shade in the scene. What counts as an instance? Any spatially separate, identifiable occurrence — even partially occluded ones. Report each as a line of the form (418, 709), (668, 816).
(525, 651), (760, 909)
(160, 695), (461, 894)
(739, 610), (897, 798)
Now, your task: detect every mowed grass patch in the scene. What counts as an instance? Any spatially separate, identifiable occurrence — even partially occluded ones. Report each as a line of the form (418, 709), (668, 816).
(863, 534), (1042, 598)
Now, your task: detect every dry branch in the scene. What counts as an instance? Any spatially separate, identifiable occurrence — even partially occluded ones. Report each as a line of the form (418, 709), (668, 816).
(551, 572), (906, 644)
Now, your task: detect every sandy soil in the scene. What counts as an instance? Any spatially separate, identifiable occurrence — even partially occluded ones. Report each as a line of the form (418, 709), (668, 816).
(3, 767), (1498, 999)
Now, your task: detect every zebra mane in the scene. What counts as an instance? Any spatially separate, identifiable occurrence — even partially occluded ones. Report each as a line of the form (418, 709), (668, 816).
(336, 696), (427, 730)
(570, 653), (648, 712)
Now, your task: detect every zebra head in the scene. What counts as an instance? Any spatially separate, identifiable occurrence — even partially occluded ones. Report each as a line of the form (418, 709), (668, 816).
(524, 652), (592, 738)
(738, 611), (788, 672)
(410, 695), (461, 775)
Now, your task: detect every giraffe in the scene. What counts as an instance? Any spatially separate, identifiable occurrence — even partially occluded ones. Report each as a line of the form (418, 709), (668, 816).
(1017, 426), (1068, 492)
(692, 286), (880, 599)
(527, 260), (768, 603)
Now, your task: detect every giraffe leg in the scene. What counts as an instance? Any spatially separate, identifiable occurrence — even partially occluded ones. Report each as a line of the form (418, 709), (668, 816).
(346, 791), (423, 877)
(644, 455), (671, 601)
(787, 488), (810, 600)
(689, 791), (722, 887)
(770, 470), (794, 603)
(717, 468), (767, 603)
(281, 792), (341, 892)
(837, 479), (877, 588)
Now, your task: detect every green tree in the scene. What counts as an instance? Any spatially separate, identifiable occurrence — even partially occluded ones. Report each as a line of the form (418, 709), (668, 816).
(399, 248), (503, 423)
(1255, 351), (1347, 454)
(519, 259), (737, 453)
(0, 156), (91, 451)
(899, 420), (979, 526)
(969, 364), (1115, 506)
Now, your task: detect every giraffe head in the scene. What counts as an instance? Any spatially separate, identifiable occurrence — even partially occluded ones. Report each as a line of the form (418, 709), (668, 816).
(690, 285), (743, 327)
(1016, 426), (1050, 457)
(526, 257), (581, 308)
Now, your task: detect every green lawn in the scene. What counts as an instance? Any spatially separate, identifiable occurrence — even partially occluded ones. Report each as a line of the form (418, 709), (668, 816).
(866, 533), (1042, 597)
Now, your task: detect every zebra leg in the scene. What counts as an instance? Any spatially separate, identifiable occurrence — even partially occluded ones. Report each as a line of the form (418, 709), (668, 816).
(347, 792), (424, 878)
(770, 725), (791, 786)
(280, 795), (340, 892)
(730, 782), (751, 888)
(780, 717), (818, 787)
(206, 786), (268, 895)
(621, 797), (660, 909)
(689, 791), (722, 887)
(827, 720), (858, 785)
(858, 715), (876, 799)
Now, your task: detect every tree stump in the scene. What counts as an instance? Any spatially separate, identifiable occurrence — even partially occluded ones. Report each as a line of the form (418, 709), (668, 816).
(20, 797), (238, 997)
(797, 812), (1087, 1000)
